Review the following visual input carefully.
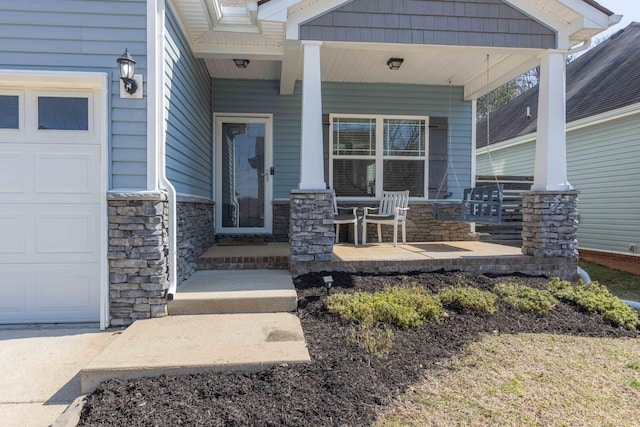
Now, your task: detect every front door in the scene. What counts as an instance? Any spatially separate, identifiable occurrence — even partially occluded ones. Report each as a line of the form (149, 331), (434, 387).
(215, 115), (273, 234)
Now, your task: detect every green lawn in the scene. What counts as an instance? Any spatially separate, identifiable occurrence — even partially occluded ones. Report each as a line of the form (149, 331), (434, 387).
(579, 260), (640, 302)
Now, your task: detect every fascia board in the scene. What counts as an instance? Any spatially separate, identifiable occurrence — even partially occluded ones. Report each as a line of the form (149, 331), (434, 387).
(258, 0), (301, 21)
(286, 0), (350, 40)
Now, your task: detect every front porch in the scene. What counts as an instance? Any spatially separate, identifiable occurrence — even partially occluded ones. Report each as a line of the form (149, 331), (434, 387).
(195, 241), (575, 279)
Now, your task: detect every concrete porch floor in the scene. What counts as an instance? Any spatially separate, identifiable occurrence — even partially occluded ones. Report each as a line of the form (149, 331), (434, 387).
(199, 241), (522, 261)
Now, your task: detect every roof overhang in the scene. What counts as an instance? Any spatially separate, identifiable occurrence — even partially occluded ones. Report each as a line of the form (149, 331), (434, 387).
(170, 0), (620, 99)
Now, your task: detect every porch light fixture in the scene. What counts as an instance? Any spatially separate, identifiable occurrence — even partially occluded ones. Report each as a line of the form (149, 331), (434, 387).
(116, 49), (138, 94)
(387, 58), (404, 70)
(233, 59), (250, 69)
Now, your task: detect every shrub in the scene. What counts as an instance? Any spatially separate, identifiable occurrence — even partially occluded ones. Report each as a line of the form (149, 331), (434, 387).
(348, 325), (394, 357)
(326, 284), (446, 329)
(548, 278), (640, 330)
(437, 285), (497, 315)
(492, 282), (558, 316)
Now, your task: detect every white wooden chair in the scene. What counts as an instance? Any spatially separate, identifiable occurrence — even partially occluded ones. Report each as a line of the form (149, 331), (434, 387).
(362, 190), (410, 247)
(332, 191), (359, 245)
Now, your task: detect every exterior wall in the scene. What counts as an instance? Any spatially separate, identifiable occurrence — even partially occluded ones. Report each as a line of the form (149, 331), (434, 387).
(476, 111), (640, 256)
(177, 198), (215, 284)
(165, 5), (213, 199)
(212, 80), (473, 200)
(300, 0), (555, 49)
(108, 192), (169, 326)
(0, 0), (148, 190)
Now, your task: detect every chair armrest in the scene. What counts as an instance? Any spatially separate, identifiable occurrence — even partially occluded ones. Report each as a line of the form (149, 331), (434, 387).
(362, 206), (379, 216)
(394, 206), (409, 219)
(336, 206), (358, 216)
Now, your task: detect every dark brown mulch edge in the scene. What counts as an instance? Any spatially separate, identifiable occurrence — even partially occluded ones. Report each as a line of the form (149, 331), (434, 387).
(79, 271), (638, 427)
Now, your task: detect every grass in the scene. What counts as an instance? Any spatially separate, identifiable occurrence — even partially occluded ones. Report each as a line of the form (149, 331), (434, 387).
(579, 260), (640, 302)
(376, 334), (640, 426)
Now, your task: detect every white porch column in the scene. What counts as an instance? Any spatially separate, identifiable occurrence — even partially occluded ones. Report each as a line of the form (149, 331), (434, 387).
(299, 41), (326, 190)
(532, 52), (571, 191)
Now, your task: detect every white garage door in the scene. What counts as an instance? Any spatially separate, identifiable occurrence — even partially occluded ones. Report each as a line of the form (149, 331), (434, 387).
(0, 86), (103, 323)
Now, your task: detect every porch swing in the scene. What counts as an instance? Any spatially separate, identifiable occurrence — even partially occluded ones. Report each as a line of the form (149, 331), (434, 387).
(432, 54), (504, 225)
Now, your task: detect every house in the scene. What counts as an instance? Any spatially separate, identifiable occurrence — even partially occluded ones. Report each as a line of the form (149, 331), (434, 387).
(0, 0), (618, 328)
(476, 22), (640, 275)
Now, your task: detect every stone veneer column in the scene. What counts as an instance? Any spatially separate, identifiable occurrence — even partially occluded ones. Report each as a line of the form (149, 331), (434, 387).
(289, 190), (334, 268)
(521, 191), (579, 259)
(108, 192), (169, 326)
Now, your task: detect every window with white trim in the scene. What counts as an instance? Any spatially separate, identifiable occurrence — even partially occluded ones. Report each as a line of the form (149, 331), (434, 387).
(330, 114), (428, 198)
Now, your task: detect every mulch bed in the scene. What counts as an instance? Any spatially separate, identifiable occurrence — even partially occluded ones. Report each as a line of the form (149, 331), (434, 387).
(79, 271), (638, 427)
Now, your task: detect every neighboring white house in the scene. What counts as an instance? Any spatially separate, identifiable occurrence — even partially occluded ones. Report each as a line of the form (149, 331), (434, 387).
(477, 22), (640, 274)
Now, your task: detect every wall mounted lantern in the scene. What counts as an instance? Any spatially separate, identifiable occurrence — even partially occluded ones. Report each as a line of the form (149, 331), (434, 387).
(387, 58), (404, 70)
(233, 59), (250, 69)
(117, 49), (137, 94)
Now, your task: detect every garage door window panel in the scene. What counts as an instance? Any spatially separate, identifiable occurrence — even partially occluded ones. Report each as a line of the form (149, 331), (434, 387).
(37, 96), (89, 131)
(0, 95), (19, 129)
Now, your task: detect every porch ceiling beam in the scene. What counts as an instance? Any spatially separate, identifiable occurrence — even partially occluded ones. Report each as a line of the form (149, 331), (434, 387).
(280, 41), (301, 95)
(463, 54), (542, 101)
(192, 44), (284, 59)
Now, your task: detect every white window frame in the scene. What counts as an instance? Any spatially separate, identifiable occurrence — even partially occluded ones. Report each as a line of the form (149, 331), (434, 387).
(329, 113), (429, 200)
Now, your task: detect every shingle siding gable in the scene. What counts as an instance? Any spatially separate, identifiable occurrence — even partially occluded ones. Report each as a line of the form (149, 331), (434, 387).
(300, 0), (556, 49)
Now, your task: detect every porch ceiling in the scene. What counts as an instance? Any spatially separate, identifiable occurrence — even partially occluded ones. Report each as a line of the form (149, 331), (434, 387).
(203, 42), (544, 100)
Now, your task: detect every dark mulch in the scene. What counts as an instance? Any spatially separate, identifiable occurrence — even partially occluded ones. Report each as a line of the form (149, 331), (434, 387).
(79, 271), (638, 427)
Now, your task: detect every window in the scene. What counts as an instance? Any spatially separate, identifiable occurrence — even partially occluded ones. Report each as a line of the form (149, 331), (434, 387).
(38, 96), (89, 130)
(0, 95), (19, 129)
(331, 115), (428, 198)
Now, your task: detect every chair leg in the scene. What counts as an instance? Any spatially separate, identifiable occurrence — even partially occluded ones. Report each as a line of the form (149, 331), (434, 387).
(353, 221), (358, 246)
(362, 220), (367, 245)
(401, 222), (406, 245)
(393, 223), (398, 247)
(377, 224), (382, 243)
(335, 224), (340, 243)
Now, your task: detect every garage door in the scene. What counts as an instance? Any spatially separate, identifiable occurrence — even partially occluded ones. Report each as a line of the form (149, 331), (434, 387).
(0, 87), (103, 323)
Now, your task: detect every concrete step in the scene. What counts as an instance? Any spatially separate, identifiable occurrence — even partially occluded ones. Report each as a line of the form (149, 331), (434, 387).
(168, 270), (298, 315)
(81, 313), (310, 393)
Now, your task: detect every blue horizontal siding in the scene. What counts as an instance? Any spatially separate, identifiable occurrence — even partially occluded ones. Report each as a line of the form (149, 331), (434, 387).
(164, 5), (212, 199)
(0, 0), (147, 190)
(212, 80), (473, 199)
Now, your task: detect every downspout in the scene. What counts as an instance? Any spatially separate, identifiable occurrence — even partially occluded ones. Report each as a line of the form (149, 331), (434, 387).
(577, 265), (640, 314)
(151, 0), (178, 300)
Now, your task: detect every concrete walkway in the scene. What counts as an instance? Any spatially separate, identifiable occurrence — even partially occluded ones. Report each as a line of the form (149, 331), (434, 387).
(81, 313), (310, 393)
(0, 324), (118, 427)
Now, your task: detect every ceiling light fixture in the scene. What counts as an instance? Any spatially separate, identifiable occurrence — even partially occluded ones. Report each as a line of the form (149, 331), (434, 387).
(387, 58), (404, 70)
(233, 59), (250, 69)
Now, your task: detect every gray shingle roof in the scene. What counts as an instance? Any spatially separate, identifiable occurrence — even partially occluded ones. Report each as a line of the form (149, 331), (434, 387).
(477, 22), (640, 148)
